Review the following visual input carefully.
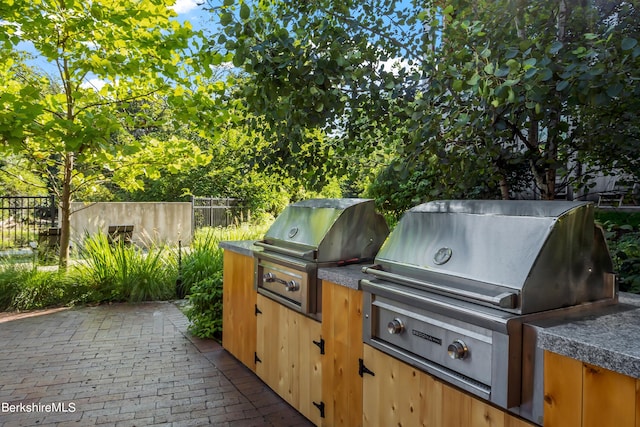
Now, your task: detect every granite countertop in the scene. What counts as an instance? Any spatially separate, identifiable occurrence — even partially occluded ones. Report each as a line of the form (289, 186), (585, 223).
(220, 240), (640, 379)
(537, 293), (640, 379)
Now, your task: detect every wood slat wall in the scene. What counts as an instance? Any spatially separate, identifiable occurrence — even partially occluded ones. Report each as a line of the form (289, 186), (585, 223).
(544, 350), (640, 427)
(222, 251), (256, 368)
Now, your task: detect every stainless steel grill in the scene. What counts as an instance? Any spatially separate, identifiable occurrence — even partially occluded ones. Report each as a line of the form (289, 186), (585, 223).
(361, 200), (617, 424)
(254, 198), (389, 318)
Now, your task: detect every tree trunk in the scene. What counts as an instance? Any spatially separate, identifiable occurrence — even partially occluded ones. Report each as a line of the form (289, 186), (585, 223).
(58, 152), (74, 269)
(499, 175), (510, 200)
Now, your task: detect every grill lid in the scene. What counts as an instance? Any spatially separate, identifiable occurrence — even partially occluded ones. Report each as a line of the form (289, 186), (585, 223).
(259, 198), (389, 263)
(368, 200), (615, 314)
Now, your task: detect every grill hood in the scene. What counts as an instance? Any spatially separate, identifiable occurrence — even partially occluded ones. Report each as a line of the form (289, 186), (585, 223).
(258, 198), (389, 263)
(368, 200), (615, 314)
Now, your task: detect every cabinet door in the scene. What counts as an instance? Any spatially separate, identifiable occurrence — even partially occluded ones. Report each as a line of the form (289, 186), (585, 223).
(362, 344), (431, 427)
(321, 281), (364, 427)
(362, 345), (535, 427)
(222, 251), (257, 369)
(544, 350), (640, 427)
(256, 295), (324, 426)
(297, 313), (323, 426)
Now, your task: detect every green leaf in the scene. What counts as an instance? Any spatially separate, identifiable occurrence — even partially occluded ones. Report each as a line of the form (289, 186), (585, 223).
(240, 3), (250, 20)
(621, 38), (637, 51)
(524, 68), (537, 79)
(606, 83), (623, 98)
(505, 48), (518, 59)
(556, 80), (569, 91)
(484, 63), (494, 74)
(466, 74), (480, 86)
(539, 68), (553, 81)
(232, 51), (245, 67)
(494, 66), (510, 78)
(549, 41), (563, 54)
(220, 13), (233, 26)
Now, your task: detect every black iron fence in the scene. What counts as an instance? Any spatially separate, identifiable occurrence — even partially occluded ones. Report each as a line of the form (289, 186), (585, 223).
(0, 195), (57, 249)
(192, 197), (248, 229)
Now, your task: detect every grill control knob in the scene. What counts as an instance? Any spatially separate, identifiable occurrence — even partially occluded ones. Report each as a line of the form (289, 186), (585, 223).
(285, 280), (299, 292)
(387, 318), (405, 335)
(447, 340), (468, 360)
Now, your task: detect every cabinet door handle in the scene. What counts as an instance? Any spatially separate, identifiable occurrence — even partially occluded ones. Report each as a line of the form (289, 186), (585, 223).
(312, 338), (325, 355)
(359, 358), (375, 377)
(312, 401), (325, 418)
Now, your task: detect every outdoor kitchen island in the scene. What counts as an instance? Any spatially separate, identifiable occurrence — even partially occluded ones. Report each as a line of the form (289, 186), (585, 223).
(220, 241), (640, 427)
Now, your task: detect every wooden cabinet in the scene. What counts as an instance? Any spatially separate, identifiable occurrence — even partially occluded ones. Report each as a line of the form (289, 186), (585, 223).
(544, 351), (640, 427)
(321, 281), (364, 427)
(361, 345), (535, 427)
(224, 251), (628, 427)
(255, 294), (324, 426)
(222, 251), (257, 369)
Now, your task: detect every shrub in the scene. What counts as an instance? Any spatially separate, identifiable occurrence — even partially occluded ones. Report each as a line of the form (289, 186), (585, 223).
(0, 262), (88, 310)
(11, 270), (74, 310)
(184, 225), (267, 339)
(596, 213), (640, 294)
(0, 264), (22, 310)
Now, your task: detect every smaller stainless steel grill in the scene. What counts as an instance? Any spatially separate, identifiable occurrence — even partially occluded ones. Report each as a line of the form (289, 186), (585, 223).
(361, 200), (617, 424)
(255, 198), (389, 317)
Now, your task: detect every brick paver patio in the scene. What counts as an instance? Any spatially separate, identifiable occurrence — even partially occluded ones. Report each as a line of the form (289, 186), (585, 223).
(0, 302), (313, 426)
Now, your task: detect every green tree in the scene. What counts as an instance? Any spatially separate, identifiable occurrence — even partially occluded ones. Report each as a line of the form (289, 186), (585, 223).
(212, 0), (640, 204)
(0, 0), (220, 267)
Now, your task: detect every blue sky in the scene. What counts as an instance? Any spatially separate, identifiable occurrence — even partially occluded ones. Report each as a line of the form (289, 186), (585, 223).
(4, 0), (216, 86)
(172, 0), (213, 32)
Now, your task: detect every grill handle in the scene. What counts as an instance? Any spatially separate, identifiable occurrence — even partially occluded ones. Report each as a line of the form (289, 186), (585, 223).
(263, 273), (300, 292)
(361, 266), (517, 309)
(254, 241), (316, 260)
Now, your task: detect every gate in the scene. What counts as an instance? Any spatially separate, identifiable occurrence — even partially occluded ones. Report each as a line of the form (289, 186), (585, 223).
(0, 195), (57, 249)
(192, 197), (247, 229)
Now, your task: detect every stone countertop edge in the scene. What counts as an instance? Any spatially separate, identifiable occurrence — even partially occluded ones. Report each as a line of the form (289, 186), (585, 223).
(318, 264), (369, 290)
(219, 240), (260, 258)
(536, 293), (640, 379)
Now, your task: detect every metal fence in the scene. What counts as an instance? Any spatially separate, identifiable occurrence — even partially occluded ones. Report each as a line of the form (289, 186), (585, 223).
(192, 197), (248, 229)
(0, 195), (57, 249)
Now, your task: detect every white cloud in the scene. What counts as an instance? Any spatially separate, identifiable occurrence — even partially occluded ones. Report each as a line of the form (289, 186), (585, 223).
(80, 78), (107, 91)
(170, 0), (202, 14)
(380, 57), (416, 74)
